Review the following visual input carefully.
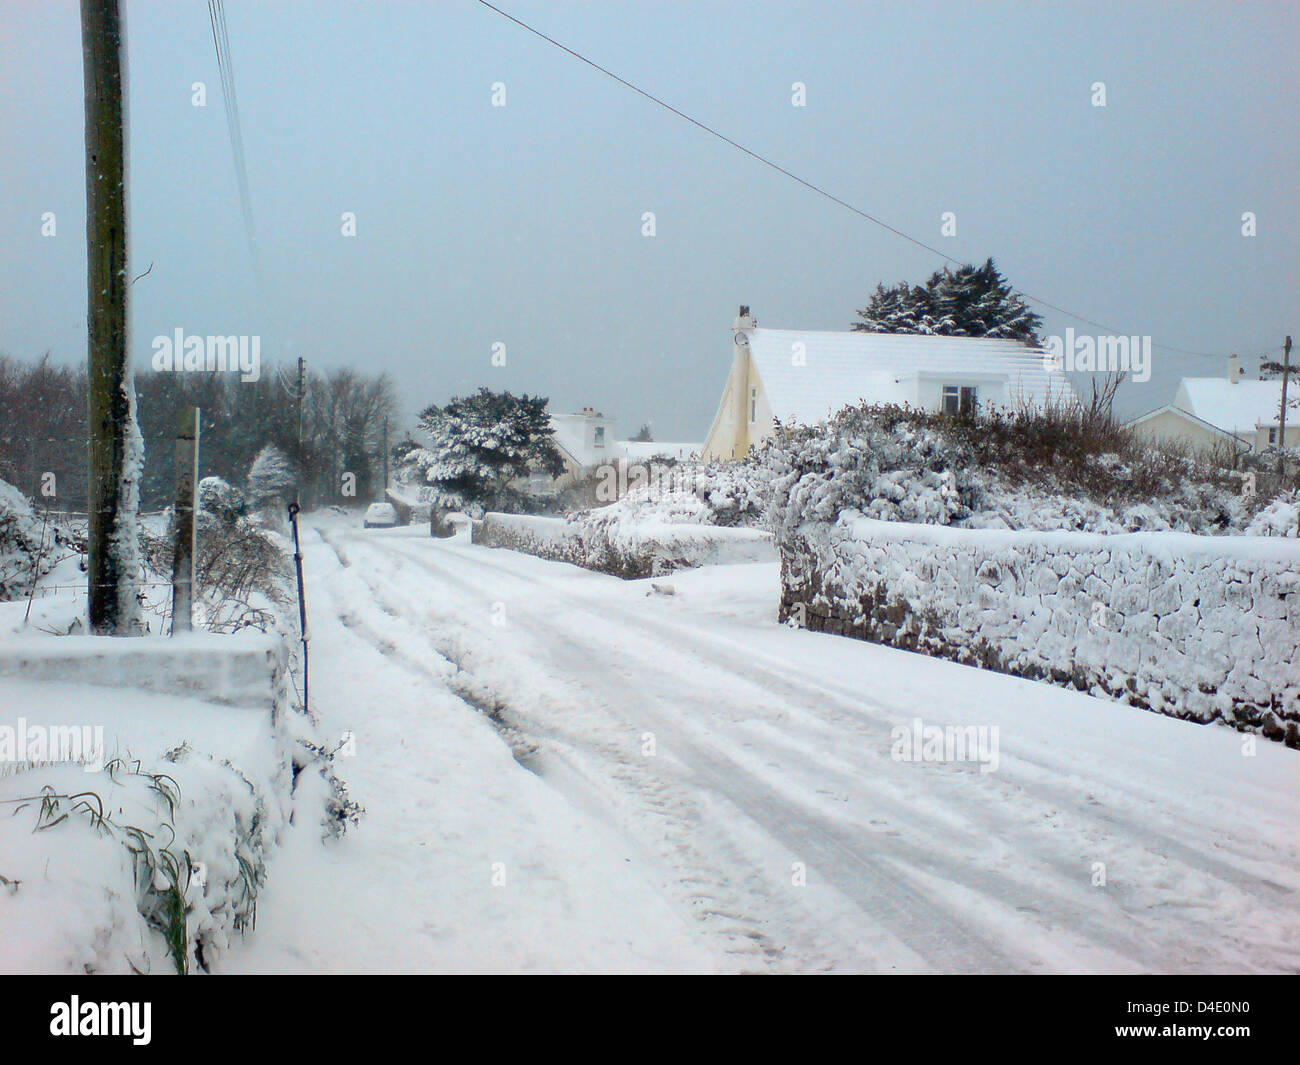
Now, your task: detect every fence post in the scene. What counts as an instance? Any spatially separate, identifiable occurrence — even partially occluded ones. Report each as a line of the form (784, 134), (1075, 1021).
(287, 501), (309, 710)
(170, 407), (199, 634)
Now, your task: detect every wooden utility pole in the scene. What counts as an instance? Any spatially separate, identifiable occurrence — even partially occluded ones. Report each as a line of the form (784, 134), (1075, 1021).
(81, 0), (136, 634)
(382, 416), (389, 496)
(170, 407), (200, 634)
(296, 355), (306, 505)
(1278, 335), (1292, 476)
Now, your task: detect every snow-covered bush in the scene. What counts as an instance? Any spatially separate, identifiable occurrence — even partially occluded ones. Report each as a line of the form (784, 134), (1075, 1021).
(0, 479), (49, 601)
(142, 477), (291, 631)
(0, 478), (82, 603)
(1246, 490), (1300, 537)
(569, 461), (772, 531)
(761, 403), (1258, 541)
(474, 512), (772, 578)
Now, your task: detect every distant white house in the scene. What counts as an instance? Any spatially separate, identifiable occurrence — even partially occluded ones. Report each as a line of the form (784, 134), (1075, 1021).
(525, 408), (702, 495)
(550, 407), (618, 472)
(1126, 355), (1298, 454)
(701, 306), (1076, 461)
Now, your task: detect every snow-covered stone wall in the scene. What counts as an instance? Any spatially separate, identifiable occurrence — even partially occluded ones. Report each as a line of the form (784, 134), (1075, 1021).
(779, 516), (1300, 745)
(473, 512), (774, 578)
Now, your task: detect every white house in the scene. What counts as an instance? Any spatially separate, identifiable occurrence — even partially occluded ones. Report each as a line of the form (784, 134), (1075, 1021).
(1126, 355), (1298, 454)
(701, 306), (1077, 461)
(550, 407), (617, 472)
(524, 408), (702, 496)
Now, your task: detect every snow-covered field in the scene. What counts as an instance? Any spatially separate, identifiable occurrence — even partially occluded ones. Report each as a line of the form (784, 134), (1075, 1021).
(213, 514), (1299, 973)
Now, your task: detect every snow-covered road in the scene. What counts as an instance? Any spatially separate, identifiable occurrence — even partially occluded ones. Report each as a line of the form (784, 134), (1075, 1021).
(230, 518), (1299, 974)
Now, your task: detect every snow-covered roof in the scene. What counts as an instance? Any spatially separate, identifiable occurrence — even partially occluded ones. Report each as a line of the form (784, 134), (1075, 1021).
(746, 328), (1074, 424)
(1176, 378), (1287, 432)
(549, 412), (614, 468)
(549, 416), (588, 465)
(619, 441), (702, 462)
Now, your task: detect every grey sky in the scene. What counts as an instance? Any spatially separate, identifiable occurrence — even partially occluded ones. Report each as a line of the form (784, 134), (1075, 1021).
(1, 0), (1295, 441)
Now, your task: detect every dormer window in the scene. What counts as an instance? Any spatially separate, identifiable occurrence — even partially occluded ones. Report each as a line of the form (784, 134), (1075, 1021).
(942, 385), (977, 417)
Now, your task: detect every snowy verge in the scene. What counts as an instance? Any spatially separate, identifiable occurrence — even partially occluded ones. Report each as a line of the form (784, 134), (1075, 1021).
(779, 516), (1300, 744)
(472, 512), (774, 578)
(0, 632), (335, 973)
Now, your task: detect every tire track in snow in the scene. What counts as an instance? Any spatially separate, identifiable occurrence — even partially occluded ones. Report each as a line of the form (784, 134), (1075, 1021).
(376, 532), (1300, 973)
(363, 535), (1032, 970)
(408, 536), (1300, 936)
(314, 528), (857, 970)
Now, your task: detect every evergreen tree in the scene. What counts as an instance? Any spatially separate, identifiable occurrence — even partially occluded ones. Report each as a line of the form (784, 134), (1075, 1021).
(853, 258), (1042, 344)
(247, 444), (299, 529)
(400, 387), (564, 513)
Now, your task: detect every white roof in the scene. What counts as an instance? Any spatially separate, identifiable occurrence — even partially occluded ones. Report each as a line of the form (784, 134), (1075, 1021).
(619, 441), (701, 461)
(1177, 378), (1286, 432)
(747, 328), (1074, 424)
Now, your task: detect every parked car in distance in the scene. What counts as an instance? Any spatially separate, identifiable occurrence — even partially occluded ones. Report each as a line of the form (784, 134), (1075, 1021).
(363, 502), (399, 529)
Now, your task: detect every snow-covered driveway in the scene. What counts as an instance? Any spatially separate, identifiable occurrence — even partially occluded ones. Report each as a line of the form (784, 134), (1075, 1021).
(233, 518), (1299, 974)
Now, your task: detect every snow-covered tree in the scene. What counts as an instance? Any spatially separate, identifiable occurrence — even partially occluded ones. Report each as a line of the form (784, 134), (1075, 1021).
(246, 444), (298, 530)
(0, 478), (51, 602)
(399, 388), (564, 513)
(853, 258), (1043, 344)
(247, 444), (298, 506)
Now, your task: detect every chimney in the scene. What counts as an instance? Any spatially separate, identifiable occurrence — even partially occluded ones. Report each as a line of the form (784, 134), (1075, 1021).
(1227, 353), (1242, 384)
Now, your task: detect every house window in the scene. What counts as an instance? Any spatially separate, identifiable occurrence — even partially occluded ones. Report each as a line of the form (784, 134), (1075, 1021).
(1269, 428), (1277, 445)
(942, 385), (978, 417)
(750, 388), (758, 423)
(593, 426), (606, 447)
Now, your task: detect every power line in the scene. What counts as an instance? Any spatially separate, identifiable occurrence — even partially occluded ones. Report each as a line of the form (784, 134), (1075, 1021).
(475, 0), (1272, 361)
(208, 0), (260, 282)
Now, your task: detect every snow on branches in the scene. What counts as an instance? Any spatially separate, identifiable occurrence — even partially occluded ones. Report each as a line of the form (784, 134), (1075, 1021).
(852, 258), (1043, 344)
(399, 388), (564, 513)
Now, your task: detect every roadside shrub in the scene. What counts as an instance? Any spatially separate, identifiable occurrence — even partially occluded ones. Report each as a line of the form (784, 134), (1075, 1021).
(761, 401), (1268, 541)
(142, 477), (290, 631)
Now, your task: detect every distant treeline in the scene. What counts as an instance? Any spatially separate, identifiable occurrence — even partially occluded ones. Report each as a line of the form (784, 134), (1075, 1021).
(0, 353), (399, 511)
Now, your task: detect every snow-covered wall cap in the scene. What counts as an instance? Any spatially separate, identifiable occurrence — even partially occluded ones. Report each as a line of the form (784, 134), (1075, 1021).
(749, 328), (1073, 426)
(834, 514), (1300, 564)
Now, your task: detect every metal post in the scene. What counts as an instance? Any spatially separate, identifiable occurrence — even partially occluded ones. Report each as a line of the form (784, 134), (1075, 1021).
(170, 407), (200, 634)
(287, 501), (309, 711)
(1278, 335), (1292, 475)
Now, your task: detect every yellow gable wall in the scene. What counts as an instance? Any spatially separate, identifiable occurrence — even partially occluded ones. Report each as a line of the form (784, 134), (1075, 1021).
(1129, 409), (1223, 451)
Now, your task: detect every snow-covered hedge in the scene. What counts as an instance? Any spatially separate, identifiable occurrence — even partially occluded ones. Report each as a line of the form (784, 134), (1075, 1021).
(0, 479), (60, 601)
(473, 512), (773, 578)
(779, 516), (1300, 745)
(760, 403), (1275, 537)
